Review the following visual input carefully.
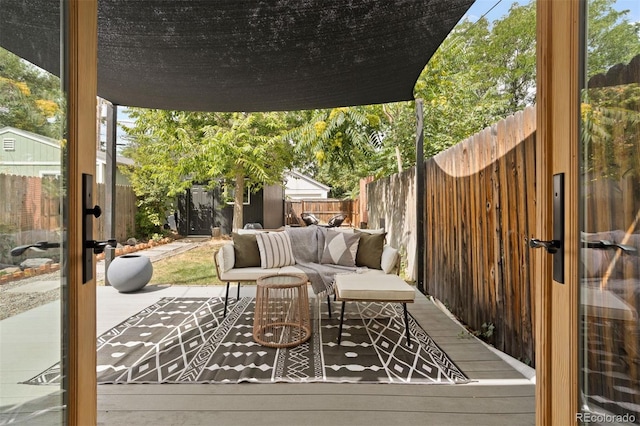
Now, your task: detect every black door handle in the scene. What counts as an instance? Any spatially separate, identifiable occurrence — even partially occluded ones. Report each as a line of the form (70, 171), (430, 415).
(86, 239), (117, 255)
(10, 241), (61, 256)
(529, 238), (562, 254)
(582, 239), (636, 254)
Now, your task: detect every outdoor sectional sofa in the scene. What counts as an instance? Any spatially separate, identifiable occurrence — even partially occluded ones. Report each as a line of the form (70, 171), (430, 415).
(213, 225), (400, 316)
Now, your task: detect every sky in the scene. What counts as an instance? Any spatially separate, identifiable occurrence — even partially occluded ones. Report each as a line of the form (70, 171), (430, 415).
(463, 0), (531, 23)
(463, 0), (640, 25)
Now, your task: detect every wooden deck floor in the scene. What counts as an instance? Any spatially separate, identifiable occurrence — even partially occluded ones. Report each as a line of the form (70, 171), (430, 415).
(96, 285), (535, 426)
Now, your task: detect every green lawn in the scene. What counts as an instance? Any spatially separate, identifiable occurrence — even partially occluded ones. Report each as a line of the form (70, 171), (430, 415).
(148, 241), (225, 286)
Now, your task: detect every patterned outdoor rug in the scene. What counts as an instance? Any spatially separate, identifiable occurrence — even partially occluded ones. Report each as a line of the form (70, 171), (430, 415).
(25, 297), (468, 385)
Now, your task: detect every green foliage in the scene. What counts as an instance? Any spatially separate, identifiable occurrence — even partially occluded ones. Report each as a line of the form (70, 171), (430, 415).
(150, 233), (165, 243)
(458, 322), (495, 341)
(121, 109), (222, 233)
(582, 84), (640, 180)
(0, 47), (63, 138)
(134, 208), (162, 239)
(581, 0), (640, 182)
(485, 2), (537, 114)
(286, 106), (384, 197)
(122, 109), (294, 232)
(586, 0), (640, 78)
(0, 232), (17, 265)
(413, 3), (535, 153)
(202, 112), (294, 229)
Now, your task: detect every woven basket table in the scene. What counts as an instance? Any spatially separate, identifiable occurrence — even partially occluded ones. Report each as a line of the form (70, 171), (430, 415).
(253, 273), (311, 348)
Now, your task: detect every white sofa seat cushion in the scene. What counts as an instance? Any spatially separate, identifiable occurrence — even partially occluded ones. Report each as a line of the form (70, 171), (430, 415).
(278, 266), (308, 276)
(335, 272), (415, 301)
(218, 267), (282, 281)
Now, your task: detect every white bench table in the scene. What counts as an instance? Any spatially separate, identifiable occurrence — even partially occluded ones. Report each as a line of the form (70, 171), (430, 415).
(334, 273), (416, 346)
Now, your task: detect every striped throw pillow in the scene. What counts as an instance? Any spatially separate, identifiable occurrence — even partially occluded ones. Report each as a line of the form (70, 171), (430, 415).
(255, 232), (296, 269)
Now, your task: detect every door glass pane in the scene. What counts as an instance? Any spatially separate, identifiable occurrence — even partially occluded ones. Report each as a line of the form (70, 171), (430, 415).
(0, 3), (66, 424)
(580, 1), (640, 422)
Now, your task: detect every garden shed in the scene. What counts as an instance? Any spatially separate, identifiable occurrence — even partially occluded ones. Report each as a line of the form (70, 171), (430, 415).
(176, 183), (285, 236)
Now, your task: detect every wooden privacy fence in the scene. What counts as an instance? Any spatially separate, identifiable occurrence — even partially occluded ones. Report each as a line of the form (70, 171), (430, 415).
(365, 106), (537, 365)
(0, 174), (61, 234)
(425, 106), (537, 364)
(0, 173), (137, 244)
(285, 199), (358, 226)
(367, 168), (417, 281)
(95, 183), (137, 241)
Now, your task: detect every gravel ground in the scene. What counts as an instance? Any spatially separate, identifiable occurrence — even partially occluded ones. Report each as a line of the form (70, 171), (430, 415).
(0, 272), (62, 321)
(0, 238), (213, 321)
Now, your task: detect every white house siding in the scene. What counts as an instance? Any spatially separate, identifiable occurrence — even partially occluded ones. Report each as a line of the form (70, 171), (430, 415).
(0, 127), (132, 184)
(284, 171), (330, 200)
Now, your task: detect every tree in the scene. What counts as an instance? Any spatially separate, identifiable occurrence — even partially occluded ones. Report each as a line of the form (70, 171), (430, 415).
(287, 106), (384, 197)
(485, 2), (537, 114)
(408, 17), (504, 156)
(122, 109), (293, 233)
(121, 109), (227, 234)
(586, 0), (640, 78)
(0, 47), (63, 138)
(202, 112), (293, 230)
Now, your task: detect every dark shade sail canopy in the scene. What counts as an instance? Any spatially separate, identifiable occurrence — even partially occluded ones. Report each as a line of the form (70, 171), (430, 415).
(0, 0), (473, 112)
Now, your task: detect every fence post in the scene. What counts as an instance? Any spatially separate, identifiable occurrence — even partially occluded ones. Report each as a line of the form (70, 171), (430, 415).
(104, 102), (118, 286)
(415, 99), (425, 294)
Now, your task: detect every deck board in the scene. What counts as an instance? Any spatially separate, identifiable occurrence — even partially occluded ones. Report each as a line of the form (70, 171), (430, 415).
(96, 285), (535, 425)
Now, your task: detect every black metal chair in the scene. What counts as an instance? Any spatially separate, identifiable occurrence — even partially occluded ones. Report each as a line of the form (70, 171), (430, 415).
(300, 212), (319, 226)
(327, 214), (346, 227)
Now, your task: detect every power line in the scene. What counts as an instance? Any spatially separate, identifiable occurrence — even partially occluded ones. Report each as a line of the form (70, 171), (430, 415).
(474, 0), (505, 27)
(436, 0), (506, 56)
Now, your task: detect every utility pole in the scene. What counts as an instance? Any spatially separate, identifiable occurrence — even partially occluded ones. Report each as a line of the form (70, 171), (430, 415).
(104, 103), (117, 285)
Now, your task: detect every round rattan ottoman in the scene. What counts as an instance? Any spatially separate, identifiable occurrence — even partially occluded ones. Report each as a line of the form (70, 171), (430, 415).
(253, 273), (311, 348)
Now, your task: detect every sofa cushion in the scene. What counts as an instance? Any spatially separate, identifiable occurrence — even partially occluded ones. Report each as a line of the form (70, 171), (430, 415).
(355, 231), (386, 269)
(380, 245), (399, 274)
(232, 233), (261, 268)
(278, 265), (308, 276)
(335, 272), (415, 301)
(218, 267), (281, 281)
(358, 228), (385, 234)
(285, 225), (319, 263)
(321, 229), (361, 267)
(216, 243), (235, 272)
(256, 231), (296, 268)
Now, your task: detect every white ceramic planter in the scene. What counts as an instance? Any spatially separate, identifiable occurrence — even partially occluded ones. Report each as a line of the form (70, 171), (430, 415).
(107, 254), (153, 293)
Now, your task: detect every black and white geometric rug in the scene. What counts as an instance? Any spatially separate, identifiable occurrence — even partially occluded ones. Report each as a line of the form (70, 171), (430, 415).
(25, 297), (469, 385)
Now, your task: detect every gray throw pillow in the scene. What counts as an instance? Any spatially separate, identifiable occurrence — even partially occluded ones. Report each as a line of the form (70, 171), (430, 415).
(285, 225), (319, 264)
(320, 229), (361, 267)
(355, 231), (386, 269)
(232, 232), (261, 268)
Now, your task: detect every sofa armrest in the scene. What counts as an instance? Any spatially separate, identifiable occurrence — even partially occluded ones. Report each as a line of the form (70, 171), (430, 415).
(381, 245), (400, 275)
